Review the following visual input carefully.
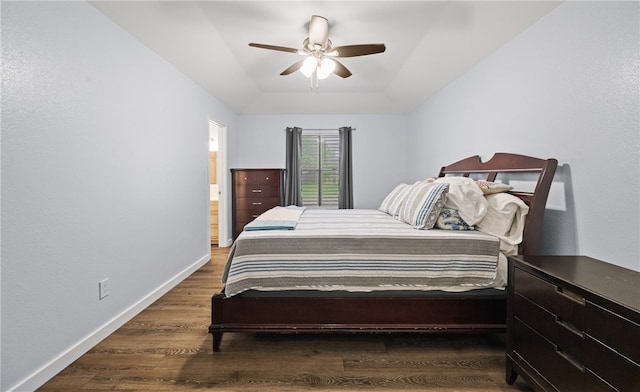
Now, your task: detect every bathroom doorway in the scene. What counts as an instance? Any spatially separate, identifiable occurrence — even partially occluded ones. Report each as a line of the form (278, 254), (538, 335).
(209, 120), (230, 247)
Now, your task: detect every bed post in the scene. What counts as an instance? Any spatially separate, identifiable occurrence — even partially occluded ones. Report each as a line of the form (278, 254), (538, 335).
(519, 158), (557, 255)
(210, 293), (224, 352)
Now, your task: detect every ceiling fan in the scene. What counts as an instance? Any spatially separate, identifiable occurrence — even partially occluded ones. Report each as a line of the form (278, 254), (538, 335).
(249, 15), (386, 85)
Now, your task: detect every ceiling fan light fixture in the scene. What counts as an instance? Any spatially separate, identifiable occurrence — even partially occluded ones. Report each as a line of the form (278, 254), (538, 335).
(300, 57), (316, 77)
(317, 58), (336, 80)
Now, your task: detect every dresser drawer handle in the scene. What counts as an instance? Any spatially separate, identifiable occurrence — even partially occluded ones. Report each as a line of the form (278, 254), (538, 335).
(556, 287), (585, 305)
(555, 317), (585, 339)
(251, 189), (262, 193)
(252, 202), (262, 206)
(251, 214), (259, 218)
(556, 348), (585, 372)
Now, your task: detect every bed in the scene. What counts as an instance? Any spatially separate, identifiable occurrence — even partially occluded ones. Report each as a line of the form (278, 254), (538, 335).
(209, 153), (557, 352)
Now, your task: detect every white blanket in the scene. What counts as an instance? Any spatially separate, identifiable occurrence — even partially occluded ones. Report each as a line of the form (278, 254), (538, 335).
(434, 177), (488, 225)
(254, 206), (306, 221)
(243, 206), (306, 231)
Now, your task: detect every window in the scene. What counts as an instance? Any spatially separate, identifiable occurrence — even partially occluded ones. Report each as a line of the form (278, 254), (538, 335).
(301, 132), (339, 207)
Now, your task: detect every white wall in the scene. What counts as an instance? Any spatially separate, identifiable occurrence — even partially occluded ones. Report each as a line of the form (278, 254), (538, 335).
(237, 115), (409, 209)
(407, 1), (639, 270)
(1, 2), (237, 390)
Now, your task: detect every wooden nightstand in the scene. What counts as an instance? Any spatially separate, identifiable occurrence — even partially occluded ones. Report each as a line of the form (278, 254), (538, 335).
(506, 255), (640, 391)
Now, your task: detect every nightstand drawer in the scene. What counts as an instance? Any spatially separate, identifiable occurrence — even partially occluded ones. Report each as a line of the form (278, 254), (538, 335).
(586, 301), (640, 365)
(514, 293), (584, 362)
(514, 267), (585, 330)
(513, 318), (585, 392)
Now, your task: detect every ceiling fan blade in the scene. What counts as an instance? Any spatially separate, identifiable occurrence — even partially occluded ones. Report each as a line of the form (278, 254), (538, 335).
(249, 43), (299, 54)
(308, 15), (329, 48)
(332, 44), (386, 58)
(332, 60), (352, 78)
(280, 60), (306, 76)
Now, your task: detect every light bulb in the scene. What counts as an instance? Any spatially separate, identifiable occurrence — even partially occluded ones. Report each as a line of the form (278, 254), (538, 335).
(317, 58), (336, 80)
(300, 57), (316, 78)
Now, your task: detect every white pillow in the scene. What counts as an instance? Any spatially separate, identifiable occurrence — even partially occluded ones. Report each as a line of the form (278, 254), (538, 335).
(476, 193), (529, 245)
(378, 183), (412, 217)
(399, 182), (449, 229)
(434, 176), (488, 225)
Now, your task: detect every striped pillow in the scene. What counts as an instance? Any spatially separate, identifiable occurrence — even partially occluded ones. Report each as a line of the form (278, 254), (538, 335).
(399, 182), (449, 229)
(379, 183), (412, 217)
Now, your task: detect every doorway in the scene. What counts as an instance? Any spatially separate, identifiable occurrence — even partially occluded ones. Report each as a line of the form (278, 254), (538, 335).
(209, 120), (230, 247)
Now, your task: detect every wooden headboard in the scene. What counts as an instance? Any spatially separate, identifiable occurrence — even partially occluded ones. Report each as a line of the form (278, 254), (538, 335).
(437, 153), (558, 255)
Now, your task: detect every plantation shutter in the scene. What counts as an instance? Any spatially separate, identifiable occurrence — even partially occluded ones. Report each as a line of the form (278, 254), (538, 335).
(301, 132), (340, 207)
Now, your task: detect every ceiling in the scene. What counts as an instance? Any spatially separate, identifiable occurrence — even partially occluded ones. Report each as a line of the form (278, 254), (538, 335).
(90, 1), (562, 115)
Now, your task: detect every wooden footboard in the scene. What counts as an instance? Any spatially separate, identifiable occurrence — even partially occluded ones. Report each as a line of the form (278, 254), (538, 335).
(209, 292), (506, 352)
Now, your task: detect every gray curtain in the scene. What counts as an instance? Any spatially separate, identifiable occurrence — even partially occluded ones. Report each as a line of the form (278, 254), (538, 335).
(284, 126), (303, 206)
(338, 126), (353, 209)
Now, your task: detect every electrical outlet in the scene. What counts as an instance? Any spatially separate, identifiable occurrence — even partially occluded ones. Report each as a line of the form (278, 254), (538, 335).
(99, 278), (110, 300)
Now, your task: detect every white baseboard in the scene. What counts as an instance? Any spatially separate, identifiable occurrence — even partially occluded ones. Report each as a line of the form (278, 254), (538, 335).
(9, 252), (211, 392)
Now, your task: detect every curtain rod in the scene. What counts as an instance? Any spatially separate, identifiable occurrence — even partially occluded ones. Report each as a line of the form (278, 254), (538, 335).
(284, 128), (356, 131)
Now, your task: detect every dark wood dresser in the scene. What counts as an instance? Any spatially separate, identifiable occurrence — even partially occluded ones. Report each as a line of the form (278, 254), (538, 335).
(231, 168), (283, 240)
(507, 255), (640, 391)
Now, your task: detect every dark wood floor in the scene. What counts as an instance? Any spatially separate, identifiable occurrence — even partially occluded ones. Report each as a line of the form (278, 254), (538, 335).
(39, 246), (534, 391)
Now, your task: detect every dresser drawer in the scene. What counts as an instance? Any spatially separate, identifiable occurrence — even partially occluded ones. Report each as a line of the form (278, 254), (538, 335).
(234, 218), (255, 234)
(584, 335), (640, 391)
(514, 293), (584, 362)
(234, 218), (253, 233)
(235, 197), (281, 211)
(234, 170), (280, 185)
(235, 208), (280, 232)
(235, 184), (280, 198)
(514, 268), (585, 330)
(235, 209), (267, 225)
(584, 369), (618, 392)
(513, 318), (586, 392)
(585, 301), (640, 365)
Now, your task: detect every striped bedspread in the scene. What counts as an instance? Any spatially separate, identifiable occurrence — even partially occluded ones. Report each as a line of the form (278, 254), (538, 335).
(222, 209), (501, 297)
